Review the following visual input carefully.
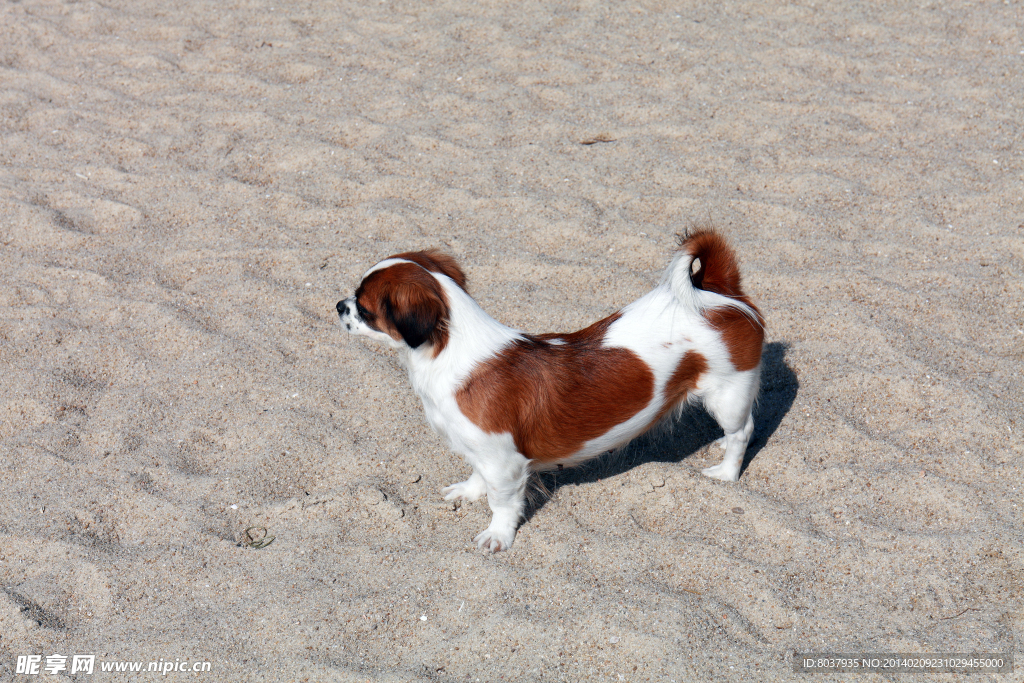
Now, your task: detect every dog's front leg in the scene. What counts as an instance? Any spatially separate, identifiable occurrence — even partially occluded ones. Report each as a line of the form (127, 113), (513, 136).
(442, 470), (487, 502)
(469, 449), (530, 552)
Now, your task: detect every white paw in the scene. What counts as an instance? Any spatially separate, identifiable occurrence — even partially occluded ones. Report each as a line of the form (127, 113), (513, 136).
(443, 478), (486, 502)
(473, 524), (517, 553)
(702, 463), (740, 482)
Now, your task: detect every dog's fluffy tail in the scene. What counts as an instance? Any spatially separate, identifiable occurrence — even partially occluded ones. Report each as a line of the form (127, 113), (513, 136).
(664, 226), (763, 325)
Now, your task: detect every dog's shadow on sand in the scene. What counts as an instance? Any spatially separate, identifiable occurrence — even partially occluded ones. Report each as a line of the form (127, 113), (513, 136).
(526, 341), (798, 519)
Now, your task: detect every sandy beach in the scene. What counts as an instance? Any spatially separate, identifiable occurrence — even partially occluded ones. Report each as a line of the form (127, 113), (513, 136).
(1, 0), (1022, 680)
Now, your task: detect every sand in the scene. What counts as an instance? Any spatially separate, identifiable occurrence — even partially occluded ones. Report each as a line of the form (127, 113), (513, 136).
(1, 0), (1022, 680)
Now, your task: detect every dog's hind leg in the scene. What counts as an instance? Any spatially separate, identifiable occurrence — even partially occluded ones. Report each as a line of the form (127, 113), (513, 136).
(700, 367), (759, 482)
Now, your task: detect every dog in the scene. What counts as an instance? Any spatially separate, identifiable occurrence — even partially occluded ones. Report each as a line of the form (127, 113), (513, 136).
(336, 228), (763, 551)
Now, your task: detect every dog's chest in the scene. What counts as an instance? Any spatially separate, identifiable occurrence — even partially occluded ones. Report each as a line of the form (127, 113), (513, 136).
(419, 394), (447, 436)
(408, 380), (456, 442)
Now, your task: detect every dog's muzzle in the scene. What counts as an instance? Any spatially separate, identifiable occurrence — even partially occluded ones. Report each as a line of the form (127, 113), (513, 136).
(337, 298), (355, 331)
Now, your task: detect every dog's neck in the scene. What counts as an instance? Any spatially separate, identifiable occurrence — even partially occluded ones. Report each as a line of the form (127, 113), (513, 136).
(401, 282), (521, 400)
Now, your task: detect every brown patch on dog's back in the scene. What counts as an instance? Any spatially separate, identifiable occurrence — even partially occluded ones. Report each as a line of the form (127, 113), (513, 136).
(456, 313), (655, 462)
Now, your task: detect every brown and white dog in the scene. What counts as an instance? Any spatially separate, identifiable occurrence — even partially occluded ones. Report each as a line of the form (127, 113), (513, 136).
(336, 229), (763, 551)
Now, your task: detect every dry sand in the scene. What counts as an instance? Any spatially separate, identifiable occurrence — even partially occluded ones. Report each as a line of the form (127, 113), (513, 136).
(1, 0), (1022, 680)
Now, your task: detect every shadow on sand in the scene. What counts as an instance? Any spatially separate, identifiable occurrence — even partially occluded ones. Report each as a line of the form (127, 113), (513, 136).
(526, 341), (798, 519)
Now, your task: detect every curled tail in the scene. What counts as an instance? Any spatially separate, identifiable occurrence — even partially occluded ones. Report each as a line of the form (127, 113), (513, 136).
(665, 226), (765, 372)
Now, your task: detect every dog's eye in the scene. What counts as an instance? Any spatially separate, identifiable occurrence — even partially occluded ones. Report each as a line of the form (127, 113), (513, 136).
(356, 302), (373, 320)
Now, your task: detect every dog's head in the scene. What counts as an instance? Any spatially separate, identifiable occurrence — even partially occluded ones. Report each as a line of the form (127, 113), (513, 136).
(337, 250), (467, 355)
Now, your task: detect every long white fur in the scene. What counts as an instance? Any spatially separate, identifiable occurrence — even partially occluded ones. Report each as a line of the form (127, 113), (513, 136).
(338, 252), (759, 552)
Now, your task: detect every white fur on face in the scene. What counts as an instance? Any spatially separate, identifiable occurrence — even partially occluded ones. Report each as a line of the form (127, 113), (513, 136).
(336, 296), (400, 347)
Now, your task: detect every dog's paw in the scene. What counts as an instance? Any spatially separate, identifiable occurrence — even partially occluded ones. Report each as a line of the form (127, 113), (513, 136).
(702, 463), (740, 482)
(473, 524), (516, 553)
(443, 477), (486, 502)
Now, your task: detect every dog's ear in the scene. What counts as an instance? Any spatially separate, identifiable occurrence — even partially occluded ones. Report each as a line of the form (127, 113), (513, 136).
(385, 291), (444, 349)
(381, 267), (451, 353)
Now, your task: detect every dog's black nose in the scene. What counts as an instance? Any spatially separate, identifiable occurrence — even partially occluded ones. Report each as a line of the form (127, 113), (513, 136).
(336, 300), (346, 315)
